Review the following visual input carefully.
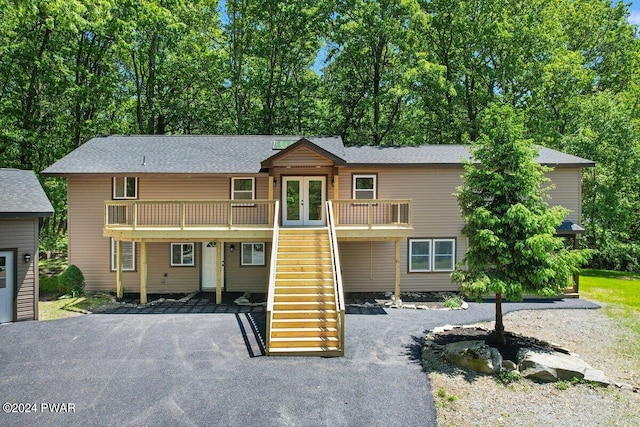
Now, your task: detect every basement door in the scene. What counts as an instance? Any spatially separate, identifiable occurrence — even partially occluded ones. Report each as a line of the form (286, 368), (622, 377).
(0, 252), (14, 323)
(201, 242), (224, 291)
(282, 177), (326, 226)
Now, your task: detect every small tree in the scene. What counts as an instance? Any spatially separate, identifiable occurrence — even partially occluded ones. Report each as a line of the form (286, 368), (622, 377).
(451, 105), (589, 345)
(58, 265), (85, 297)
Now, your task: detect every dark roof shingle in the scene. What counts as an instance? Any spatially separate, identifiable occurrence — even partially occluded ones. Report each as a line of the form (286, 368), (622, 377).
(0, 169), (54, 217)
(42, 135), (594, 175)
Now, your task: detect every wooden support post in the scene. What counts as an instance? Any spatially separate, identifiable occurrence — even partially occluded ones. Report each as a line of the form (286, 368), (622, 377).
(216, 240), (222, 304)
(140, 241), (147, 305)
(116, 240), (123, 298)
(333, 174), (339, 200)
(394, 239), (401, 302)
(268, 176), (274, 226)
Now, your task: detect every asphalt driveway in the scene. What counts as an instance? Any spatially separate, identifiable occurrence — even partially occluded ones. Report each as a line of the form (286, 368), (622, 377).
(0, 298), (598, 427)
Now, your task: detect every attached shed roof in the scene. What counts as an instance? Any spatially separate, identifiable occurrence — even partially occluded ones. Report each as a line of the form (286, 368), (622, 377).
(42, 135), (594, 175)
(0, 169), (54, 218)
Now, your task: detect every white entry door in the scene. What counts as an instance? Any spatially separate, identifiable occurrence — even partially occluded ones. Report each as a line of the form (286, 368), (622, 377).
(0, 252), (14, 323)
(201, 242), (223, 291)
(282, 177), (326, 226)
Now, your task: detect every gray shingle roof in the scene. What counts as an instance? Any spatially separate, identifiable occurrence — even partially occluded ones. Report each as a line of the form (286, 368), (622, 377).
(343, 145), (594, 167)
(0, 169), (54, 217)
(42, 135), (594, 175)
(42, 135), (345, 175)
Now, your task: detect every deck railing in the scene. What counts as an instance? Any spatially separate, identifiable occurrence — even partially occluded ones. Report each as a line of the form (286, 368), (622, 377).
(265, 201), (280, 354)
(104, 200), (277, 229)
(331, 199), (412, 229)
(326, 201), (345, 356)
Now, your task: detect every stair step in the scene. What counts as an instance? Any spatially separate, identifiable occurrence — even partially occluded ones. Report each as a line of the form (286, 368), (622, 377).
(271, 328), (339, 338)
(272, 309), (338, 319)
(274, 302), (337, 311)
(277, 252), (330, 259)
(268, 347), (342, 356)
(269, 337), (339, 348)
(272, 319), (337, 328)
(274, 286), (335, 294)
(276, 272), (334, 280)
(276, 258), (332, 265)
(274, 294), (335, 302)
(275, 265), (333, 272)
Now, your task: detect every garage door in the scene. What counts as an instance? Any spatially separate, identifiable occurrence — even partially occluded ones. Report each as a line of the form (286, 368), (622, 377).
(0, 252), (14, 323)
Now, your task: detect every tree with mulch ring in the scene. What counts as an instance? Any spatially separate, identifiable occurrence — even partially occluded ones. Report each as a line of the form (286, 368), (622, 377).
(451, 104), (591, 346)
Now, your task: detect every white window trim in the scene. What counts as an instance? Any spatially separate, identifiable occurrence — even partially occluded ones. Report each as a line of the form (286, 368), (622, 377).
(352, 174), (377, 200)
(231, 177), (256, 200)
(112, 177), (138, 199)
(409, 239), (432, 273)
(111, 239), (136, 271)
(241, 242), (265, 266)
(433, 238), (456, 272)
(171, 243), (195, 266)
(409, 238), (455, 273)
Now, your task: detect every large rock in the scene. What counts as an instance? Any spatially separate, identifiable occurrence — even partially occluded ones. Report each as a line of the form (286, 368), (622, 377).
(443, 340), (503, 374)
(518, 348), (610, 385)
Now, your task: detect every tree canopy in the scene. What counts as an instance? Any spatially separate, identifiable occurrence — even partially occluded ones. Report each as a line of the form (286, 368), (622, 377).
(451, 104), (591, 344)
(0, 0), (638, 265)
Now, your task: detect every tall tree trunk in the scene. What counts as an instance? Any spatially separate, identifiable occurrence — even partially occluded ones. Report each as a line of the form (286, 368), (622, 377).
(495, 292), (506, 346)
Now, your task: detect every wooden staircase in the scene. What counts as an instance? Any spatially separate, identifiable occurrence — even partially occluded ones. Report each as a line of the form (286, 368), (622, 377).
(266, 228), (343, 356)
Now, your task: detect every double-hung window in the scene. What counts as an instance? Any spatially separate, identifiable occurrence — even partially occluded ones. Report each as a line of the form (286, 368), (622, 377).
(241, 243), (265, 266)
(231, 177), (255, 200)
(352, 174), (376, 200)
(113, 177), (137, 199)
(111, 239), (136, 271)
(409, 238), (455, 272)
(171, 243), (194, 266)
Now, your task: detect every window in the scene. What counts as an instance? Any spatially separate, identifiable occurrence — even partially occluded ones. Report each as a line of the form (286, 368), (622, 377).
(241, 243), (265, 266)
(231, 177), (255, 200)
(171, 243), (194, 266)
(409, 238), (455, 272)
(111, 239), (135, 271)
(113, 177), (137, 199)
(353, 174), (376, 200)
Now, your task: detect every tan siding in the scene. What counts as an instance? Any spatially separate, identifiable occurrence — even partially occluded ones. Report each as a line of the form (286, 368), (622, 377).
(223, 242), (271, 293)
(272, 146), (334, 167)
(144, 242), (200, 293)
(68, 165), (583, 295)
(0, 218), (39, 320)
(546, 168), (582, 222)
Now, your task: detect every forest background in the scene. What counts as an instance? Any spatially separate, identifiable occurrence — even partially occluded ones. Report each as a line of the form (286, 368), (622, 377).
(1, 0), (639, 271)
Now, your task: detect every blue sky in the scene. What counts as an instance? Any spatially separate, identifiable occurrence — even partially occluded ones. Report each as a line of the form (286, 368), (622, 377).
(629, 1), (640, 26)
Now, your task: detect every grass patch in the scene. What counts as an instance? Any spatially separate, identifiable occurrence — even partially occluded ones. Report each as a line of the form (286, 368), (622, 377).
(580, 269), (640, 376)
(39, 257), (67, 277)
(39, 293), (115, 321)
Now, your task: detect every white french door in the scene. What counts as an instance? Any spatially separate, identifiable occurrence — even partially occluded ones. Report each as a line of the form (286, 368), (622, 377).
(282, 177), (326, 226)
(0, 251), (14, 323)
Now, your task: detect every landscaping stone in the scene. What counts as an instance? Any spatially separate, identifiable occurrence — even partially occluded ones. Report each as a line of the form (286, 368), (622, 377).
(443, 340), (503, 374)
(502, 360), (518, 371)
(517, 348), (610, 385)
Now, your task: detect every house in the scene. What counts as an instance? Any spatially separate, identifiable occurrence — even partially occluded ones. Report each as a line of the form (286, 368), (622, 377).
(42, 135), (593, 355)
(0, 169), (54, 323)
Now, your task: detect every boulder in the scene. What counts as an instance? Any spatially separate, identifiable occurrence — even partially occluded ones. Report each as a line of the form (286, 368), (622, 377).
(443, 340), (503, 374)
(517, 348), (610, 385)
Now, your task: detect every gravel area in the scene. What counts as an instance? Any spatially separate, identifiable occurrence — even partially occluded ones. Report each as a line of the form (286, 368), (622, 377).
(425, 304), (640, 427)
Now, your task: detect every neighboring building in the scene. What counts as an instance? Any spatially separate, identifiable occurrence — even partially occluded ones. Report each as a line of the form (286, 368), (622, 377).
(42, 135), (593, 355)
(0, 169), (54, 323)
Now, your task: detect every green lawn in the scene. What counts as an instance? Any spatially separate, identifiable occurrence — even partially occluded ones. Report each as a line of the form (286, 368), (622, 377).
(39, 294), (115, 321)
(580, 269), (640, 374)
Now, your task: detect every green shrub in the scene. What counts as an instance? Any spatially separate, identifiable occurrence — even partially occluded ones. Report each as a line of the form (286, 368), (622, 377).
(58, 265), (85, 297)
(496, 369), (522, 384)
(443, 294), (464, 309)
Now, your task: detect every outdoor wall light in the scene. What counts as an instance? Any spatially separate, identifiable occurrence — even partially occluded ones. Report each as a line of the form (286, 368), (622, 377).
(273, 178), (277, 187)
(24, 253), (32, 263)
(230, 244), (235, 252)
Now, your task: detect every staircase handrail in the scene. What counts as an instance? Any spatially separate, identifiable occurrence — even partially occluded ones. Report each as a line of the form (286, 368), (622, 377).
(327, 200), (345, 355)
(265, 200), (280, 353)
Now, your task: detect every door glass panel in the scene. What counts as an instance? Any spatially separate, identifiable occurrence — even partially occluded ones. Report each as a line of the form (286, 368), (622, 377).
(0, 257), (5, 289)
(286, 180), (300, 220)
(307, 180), (323, 221)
